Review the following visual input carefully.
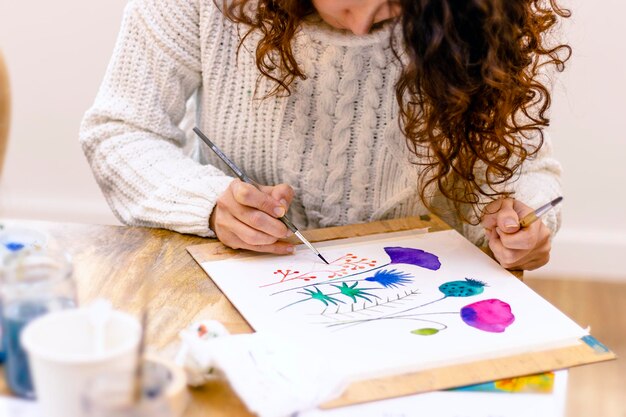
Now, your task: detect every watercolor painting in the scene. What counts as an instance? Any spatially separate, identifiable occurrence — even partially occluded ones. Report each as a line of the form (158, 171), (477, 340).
(197, 230), (587, 379)
(454, 371), (555, 394)
(260, 245), (516, 337)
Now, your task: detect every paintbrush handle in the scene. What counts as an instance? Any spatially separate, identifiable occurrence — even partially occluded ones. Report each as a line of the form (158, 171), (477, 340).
(193, 128), (252, 183)
(519, 212), (539, 228)
(193, 127), (297, 232)
(278, 214), (298, 233)
(193, 127), (328, 263)
(519, 196), (563, 228)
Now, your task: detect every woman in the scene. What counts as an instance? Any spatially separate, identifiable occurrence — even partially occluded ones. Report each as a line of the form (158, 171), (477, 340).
(80, 0), (569, 270)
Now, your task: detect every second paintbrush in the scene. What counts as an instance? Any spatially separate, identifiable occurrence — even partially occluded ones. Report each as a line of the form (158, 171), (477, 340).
(519, 196), (563, 228)
(193, 127), (329, 264)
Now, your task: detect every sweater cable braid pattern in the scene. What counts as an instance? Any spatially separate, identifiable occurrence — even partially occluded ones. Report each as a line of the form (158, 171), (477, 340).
(80, 0), (563, 243)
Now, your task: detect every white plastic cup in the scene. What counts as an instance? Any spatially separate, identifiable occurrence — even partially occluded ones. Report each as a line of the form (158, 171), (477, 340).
(21, 308), (141, 417)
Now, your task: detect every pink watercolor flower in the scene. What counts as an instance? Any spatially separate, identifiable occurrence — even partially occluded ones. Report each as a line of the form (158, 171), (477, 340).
(461, 299), (515, 333)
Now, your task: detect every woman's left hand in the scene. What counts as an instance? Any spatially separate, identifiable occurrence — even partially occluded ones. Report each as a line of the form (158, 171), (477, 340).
(481, 198), (552, 271)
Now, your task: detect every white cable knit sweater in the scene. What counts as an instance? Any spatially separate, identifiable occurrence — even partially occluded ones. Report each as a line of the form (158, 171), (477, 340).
(80, 0), (562, 245)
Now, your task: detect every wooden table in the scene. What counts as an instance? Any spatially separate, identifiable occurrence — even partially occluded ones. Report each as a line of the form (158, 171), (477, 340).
(0, 215), (450, 416)
(1, 217), (623, 417)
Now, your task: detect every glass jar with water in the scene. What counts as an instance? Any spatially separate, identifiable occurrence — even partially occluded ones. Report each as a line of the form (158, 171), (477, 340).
(0, 249), (77, 398)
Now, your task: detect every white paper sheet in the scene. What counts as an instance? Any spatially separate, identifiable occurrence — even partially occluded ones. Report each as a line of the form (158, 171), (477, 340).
(199, 230), (586, 380)
(0, 396), (41, 417)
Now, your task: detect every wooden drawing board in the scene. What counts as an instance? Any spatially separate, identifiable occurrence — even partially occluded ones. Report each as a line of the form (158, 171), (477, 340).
(187, 216), (616, 409)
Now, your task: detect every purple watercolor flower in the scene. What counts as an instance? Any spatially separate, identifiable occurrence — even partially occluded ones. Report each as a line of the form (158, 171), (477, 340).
(383, 247), (441, 270)
(461, 299), (515, 333)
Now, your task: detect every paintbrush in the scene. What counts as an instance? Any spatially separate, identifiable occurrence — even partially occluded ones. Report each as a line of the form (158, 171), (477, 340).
(131, 278), (150, 403)
(193, 127), (329, 264)
(131, 244), (167, 403)
(519, 196), (563, 228)
(132, 309), (148, 402)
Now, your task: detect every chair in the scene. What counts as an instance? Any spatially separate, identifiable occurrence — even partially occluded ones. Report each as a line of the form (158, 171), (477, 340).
(0, 50), (10, 177)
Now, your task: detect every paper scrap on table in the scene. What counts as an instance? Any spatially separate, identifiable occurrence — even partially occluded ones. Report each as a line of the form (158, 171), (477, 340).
(177, 329), (346, 417)
(0, 396), (42, 417)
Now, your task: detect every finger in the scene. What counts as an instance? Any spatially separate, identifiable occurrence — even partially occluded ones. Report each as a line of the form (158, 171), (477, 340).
(512, 199), (535, 219)
(528, 250), (551, 270)
(496, 225), (539, 250)
(523, 233), (552, 270)
(480, 200), (504, 230)
(232, 180), (285, 218)
(499, 220), (551, 250)
(229, 203), (290, 239)
(506, 241), (551, 270)
(518, 254), (550, 271)
(220, 210), (280, 246)
(484, 227), (496, 242)
(488, 235), (527, 269)
(268, 184), (295, 208)
(224, 182), (290, 238)
(495, 199), (521, 234)
(220, 229), (296, 255)
(494, 234), (551, 270)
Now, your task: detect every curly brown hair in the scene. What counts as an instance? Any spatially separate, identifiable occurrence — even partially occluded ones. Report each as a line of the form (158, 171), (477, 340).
(219, 0), (571, 222)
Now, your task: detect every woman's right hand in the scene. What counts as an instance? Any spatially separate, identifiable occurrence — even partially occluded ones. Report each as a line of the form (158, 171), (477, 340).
(210, 179), (296, 254)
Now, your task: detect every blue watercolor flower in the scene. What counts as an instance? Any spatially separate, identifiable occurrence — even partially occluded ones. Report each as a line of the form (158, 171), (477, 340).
(364, 269), (413, 288)
(383, 247), (441, 270)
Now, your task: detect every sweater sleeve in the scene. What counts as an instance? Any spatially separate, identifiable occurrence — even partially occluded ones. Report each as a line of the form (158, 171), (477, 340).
(462, 131), (563, 247)
(79, 0), (233, 237)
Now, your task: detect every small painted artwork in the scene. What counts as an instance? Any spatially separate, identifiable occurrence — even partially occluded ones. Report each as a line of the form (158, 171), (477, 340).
(454, 372), (555, 394)
(197, 230), (587, 379)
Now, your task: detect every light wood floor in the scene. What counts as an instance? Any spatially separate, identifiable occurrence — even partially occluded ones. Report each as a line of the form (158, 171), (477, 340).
(526, 278), (626, 417)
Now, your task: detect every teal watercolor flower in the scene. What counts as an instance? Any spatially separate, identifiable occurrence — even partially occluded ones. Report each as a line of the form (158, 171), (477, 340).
(300, 287), (344, 307)
(277, 286), (346, 311)
(331, 282), (380, 303)
(439, 278), (487, 297)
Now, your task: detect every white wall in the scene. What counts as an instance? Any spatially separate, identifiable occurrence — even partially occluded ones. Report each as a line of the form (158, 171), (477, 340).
(526, 0), (626, 281)
(0, 1), (624, 280)
(0, 0), (125, 225)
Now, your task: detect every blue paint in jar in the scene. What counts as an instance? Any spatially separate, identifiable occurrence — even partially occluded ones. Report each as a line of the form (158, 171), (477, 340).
(0, 305), (4, 364)
(2, 297), (76, 398)
(1, 240), (28, 363)
(2, 301), (47, 398)
(1, 247), (76, 399)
